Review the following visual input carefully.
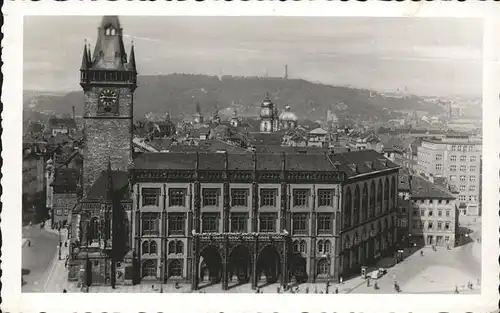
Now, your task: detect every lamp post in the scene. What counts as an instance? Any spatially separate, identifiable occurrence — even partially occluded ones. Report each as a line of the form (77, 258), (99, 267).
(58, 224), (62, 260)
(159, 263), (164, 293)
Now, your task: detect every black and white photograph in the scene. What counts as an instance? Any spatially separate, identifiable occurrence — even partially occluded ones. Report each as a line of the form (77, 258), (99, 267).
(3, 3), (499, 313)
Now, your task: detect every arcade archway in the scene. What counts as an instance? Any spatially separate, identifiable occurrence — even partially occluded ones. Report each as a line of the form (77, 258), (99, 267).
(257, 245), (281, 286)
(228, 245), (252, 287)
(199, 245), (222, 287)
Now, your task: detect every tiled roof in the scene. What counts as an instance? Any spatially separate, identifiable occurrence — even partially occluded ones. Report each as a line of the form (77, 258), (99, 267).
(248, 132), (284, 146)
(49, 118), (76, 129)
(133, 149), (398, 178)
(52, 168), (81, 188)
(410, 175), (455, 200)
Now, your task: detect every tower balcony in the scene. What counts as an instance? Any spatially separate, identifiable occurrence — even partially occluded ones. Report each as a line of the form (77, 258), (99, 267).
(80, 70), (137, 88)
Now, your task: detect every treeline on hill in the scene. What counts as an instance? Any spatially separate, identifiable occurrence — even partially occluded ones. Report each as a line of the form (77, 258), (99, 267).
(24, 74), (439, 121)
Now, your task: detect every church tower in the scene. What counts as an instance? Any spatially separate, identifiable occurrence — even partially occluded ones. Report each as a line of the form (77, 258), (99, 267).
(259, 94), (275, 133)
(80, 16), (137, 194)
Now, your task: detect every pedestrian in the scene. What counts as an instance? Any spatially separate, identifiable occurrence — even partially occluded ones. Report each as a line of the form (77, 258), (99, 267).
(454, 285), (459, 294)
(314, 286), (318, 293)
(340, 276), (343, 284)
(367, 279), (370, 287)
(420, 250), (424, 257)
(334, 287), (338, 294)
(28, 240), (31, 247)
(276, 286), (280, 293)
(305, 286), (309, 294)
(63, 289), (67, 293)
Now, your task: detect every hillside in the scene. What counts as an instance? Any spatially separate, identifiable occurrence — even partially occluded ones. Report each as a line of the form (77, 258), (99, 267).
(24, 74), (443, 122)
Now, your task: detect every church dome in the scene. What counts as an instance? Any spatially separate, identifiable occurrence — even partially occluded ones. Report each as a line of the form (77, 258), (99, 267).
(279, 105), (298, 121)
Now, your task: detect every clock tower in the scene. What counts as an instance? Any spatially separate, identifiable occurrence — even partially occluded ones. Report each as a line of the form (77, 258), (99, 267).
(259, 94), (276, 133)
(80, 16), (137, 195)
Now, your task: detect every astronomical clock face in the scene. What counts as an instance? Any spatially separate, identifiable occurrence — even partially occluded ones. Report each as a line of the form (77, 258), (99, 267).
(98, 89), (118, 113)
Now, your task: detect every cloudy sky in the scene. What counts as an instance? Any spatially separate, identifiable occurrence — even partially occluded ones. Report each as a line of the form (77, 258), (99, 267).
(24, 16), (482, 97)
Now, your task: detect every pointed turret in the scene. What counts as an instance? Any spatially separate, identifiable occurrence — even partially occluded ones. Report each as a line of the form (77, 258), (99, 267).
(87, 44), (92, 65)
(80, 41), (89, 70)
(92, 15), (127, 70)
(128, 44), (137, 72)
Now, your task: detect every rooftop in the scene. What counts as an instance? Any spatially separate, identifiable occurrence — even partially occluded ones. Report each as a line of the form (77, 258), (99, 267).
(133, 149), (398, 178)
(410, 175), (455, 200)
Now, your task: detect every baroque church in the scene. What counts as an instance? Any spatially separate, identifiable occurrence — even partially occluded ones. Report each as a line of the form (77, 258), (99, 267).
(69, 16), (400, 291)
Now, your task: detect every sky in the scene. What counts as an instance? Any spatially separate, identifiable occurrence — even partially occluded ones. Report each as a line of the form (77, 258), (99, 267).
(24, 16), (482, 97)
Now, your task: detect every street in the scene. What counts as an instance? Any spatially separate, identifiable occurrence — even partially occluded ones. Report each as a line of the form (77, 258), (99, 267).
(22, 225), (60, 292)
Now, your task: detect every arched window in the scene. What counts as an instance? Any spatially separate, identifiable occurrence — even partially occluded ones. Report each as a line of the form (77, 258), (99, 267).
(169, 259), (183, 277)
(344, 235), (351, 249)
(317, 240), (324, 254)
(150, 241), (157, 254)
(175, 241), (183, 254)
(369, 182), (376, 218)
(88, 217), (99, 242)
(370, 224), (375, 236)
(142, 241), (150, 255)
(293, 240), (300, 253)
(362, 183), (368, 222)
(391, 176), (396, 210)
(377, 180), (383, 215)
(344, 187), (352, 228)
(353, 185), (360, 225)
(111, 28), (116, 36)
(384, 177), (390, 212)
(168, 241), (176, 254)
(105, 28), (110, 36)
(324, 240), (331, 253)
(317, 259), (329, 276)
(354, 232), (360, 246)
(142, 260), (156, 278)
(300, 240), (307, 253)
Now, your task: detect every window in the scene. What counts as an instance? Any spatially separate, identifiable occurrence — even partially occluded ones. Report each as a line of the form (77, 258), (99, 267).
(449, 175), (456, 181)
(230, 213), (247, 232)
(293, 189), (309, 207)
(451, 145), (456, 151)
(142, 241), (149, 254)
(259, 213), (276, 232)
(293, 240), (300, 253)
(175, 241), (183, 254)
(260, 189), (277, 207)
(299, 240), (307, 253)
(412, 221), (417, 229)
(317, 259), (329, 276)
(444, 222), (450, 230)
(460, 185), (466, 192)
(438, 209), (442, 217)
(400, 218), (408, 227)
(437, 221), (442, 230)
(469, 185), (476, 192)
(450, 155), (457, 161)
(450, 165), (457, 172)
(470, 156), (476, 162)
(317, 213), (333, 234)
(469, 195), (477, 202)
(202, 188), (219, 206)
(460, 155), (467, 162)
(142, 213), (159, 236)
(168, 213), (185, 235)
(419, 222), (424, 229)
(168, 241), (176, 254)
(428, 221), (433, 230)
(56, 209), (63, 216)
(458, 195), (467, 201)
(202, 213), (219, 232)
(318, 189), (334, 207)
(231, 189), (248, 206)
(413, 208), (418, 216)
(435, 154), (443, 161)
(420, 209), (425, 216)
(168, 260), (182, 278)
(292, 213), (308, 235)
(469, 176), (476, 182)
(460, 165), (466, 172)
(428, 210), (433, 217)
(470, 166), (476, 172)
(317, 240), (331, 254)
(169, 188), (186, 207)
(142, 188), (160, 206)
(142, 260), (157, 278)
(445, 210), (450, 217)
(435, 164), (442, 170)
(150, 241), (157, 254)
(460, 175), (466, 182)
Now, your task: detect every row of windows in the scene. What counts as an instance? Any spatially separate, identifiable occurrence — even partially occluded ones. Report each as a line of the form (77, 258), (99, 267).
(292, 240), (332, 254)
(449, 184), (479, 193)
(142, 259), (183, 278)
(448, 155), (477, 162)
(450, 145), (475, 152)
(449, 175), (477, 182)
(457, 195), (478, 202)
(142, 240), (184, 255)
(448, 165), (477, 172)
(412, 199), (451, 205)
(412, 220), (452, 230)
(141, 188), (336, 208)
(141, 212), (335, 235)
(413, 208), (452, 217)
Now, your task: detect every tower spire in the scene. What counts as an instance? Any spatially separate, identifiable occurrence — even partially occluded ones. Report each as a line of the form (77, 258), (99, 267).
(80, 40), (89, 70)
(128, 43), (137, 72)
(92, 15), (127, 70)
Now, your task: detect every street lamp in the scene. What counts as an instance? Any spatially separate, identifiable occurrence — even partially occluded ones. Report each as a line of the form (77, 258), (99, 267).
(159, 263), (164, 293)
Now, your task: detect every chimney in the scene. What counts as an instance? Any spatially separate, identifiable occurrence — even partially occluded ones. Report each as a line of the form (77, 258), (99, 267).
(72, 106), (76, 120)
